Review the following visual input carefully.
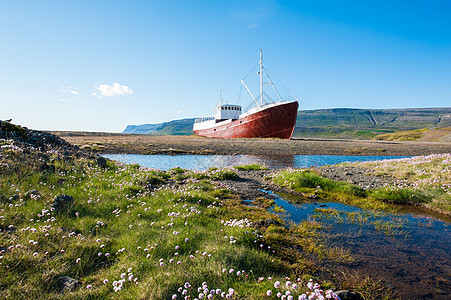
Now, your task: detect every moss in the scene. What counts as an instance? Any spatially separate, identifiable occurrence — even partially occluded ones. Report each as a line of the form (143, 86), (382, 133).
(369, 187), (430, 204)
(234, 164), (268, 171)
(169, 166), (186, 174)
(0, 121), (28, 139)
(273, 170), (366, 198)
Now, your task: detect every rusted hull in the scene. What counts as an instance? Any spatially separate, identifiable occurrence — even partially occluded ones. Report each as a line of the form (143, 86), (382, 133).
(193, 101), (298, 139)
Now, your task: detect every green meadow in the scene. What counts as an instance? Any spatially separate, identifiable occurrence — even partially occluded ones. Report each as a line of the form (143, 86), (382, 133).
(0, 145), (346, 299)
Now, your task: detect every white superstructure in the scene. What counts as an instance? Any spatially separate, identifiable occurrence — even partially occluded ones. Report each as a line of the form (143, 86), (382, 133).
(214, 104), (241, 120)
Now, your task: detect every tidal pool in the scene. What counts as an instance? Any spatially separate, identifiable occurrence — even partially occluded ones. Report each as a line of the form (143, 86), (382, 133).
(102, 154), (409, 170)
(262, 191), (451, 299)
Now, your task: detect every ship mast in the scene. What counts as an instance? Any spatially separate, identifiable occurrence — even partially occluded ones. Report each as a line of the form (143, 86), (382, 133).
(241, 49), (285, 108)
(259, 49), (263, 106)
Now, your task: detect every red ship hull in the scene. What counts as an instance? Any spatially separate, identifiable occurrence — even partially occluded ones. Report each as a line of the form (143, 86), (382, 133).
(193, 101), (298, 139)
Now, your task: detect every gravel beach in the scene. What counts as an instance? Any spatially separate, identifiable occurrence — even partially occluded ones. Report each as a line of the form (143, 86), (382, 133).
(52, 132), (451, 156)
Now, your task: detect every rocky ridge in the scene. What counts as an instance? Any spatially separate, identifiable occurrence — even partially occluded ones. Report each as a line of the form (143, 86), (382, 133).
(0, 121), (94, 158)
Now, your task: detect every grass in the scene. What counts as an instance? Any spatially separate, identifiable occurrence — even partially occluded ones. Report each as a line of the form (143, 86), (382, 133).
(353, 154), (451, 214)
(0, 146), (350, 299)
(271, 169), (367, 198)
(233, 164), (268, 171)
(271, 154), (451, 215)
(374, 128), (430, 141)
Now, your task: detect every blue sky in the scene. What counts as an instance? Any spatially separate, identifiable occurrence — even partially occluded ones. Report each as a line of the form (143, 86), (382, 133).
(1, 0), (450, 132)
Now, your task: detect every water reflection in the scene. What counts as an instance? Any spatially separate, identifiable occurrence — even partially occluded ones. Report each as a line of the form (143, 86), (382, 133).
(102, 154), (409, 170)
(264, 190), (451, 298)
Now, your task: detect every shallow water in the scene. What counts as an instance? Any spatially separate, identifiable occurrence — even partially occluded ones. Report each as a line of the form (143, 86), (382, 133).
(102, 154), (409, 170)
(264, 191), (451, 298)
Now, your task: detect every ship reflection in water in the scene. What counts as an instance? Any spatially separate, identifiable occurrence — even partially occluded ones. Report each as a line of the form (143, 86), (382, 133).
(101, 154), (409, 171)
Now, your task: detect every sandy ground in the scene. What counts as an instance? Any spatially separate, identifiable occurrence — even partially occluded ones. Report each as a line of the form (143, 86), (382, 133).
(52, 132), (451, 156)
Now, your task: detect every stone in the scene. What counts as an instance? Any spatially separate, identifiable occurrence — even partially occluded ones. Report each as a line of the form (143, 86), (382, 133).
(265, 219), (281, 227)
(334, 290), (364, 300)
(51, 195), (74, 212)
(421, 293), (433, 299)
(254, 219), (282, 228)
(96, 156), (107, 168)
(58, 276), (80, 292)
(254, 220), (265, 227)
(40, 162), (55, 173)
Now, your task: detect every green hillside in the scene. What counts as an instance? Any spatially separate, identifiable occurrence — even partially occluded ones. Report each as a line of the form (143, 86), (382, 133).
(294, 107), (451, 139)
(123, 107), (451, 140)
(123, 118), (195, 135)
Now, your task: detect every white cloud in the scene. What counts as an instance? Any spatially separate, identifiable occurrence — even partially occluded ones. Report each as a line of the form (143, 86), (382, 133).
(176, 110), (182, 114)
(58, 98), (72, 102)
(61, 85), (79, 95)
(94, 83), (133, 97)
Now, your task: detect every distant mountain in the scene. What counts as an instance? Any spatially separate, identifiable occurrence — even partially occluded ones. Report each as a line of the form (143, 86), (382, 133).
(123, 118), (195, 135)
(294, 107), (451, 139)
(123, 107), (451, 139)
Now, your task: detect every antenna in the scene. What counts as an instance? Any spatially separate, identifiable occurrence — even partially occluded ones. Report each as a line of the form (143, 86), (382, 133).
(218, 90), (223, 105)
(259, 49), (263, 106)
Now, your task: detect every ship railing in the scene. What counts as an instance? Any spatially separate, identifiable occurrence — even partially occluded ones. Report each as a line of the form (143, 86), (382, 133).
(194, 117), (215, 123)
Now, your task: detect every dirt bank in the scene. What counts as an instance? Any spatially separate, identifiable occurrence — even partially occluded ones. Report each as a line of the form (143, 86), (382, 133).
(52, 132), (451, 156)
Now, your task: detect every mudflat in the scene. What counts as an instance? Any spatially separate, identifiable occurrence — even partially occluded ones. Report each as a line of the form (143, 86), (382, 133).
(52, 132), (451, 156)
